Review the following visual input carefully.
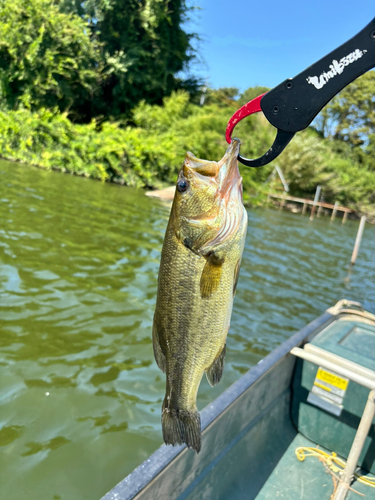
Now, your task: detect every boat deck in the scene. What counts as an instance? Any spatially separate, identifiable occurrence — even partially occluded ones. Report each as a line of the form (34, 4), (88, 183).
(257, 433), (371, 499)
(101, 303), (375, 500)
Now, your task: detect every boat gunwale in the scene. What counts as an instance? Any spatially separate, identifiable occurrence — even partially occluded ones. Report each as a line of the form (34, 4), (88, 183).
(101, 308), (338, 500)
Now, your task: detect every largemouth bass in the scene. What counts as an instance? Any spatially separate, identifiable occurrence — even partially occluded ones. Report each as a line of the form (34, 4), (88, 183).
(153, 139), (247, 453)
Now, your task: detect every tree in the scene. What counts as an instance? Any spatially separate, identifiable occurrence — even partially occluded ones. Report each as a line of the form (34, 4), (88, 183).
(203, 87), (239, 107)
(237, 86), (270, 107)
(0, 0), (100, 118)
(313, 71), (375, 161)
(0, 0), (199, 122)
(65, 0), (200, 119)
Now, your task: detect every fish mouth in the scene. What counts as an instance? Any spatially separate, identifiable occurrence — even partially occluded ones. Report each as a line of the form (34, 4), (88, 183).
(182, 139), (243, 202)
(183, 153), (219, 179)
(217, 138), (243, 203)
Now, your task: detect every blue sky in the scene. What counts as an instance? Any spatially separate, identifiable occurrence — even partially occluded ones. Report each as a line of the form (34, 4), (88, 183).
(187, 0), (374, 93)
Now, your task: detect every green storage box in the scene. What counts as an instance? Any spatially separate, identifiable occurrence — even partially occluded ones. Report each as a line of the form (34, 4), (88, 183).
(292, 319), (375, 474)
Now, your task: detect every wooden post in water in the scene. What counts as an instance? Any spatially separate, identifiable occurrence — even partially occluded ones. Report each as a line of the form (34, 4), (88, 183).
(275, 166), (289, 193)
(310, 186), (321, 221)
(279, 191), (287, 210)
(331, 201), (338, 221)
(267, 174), (274, 203)
(317, 204), (323, 218)
(302, 202), (307, 215)
(343, 210), (349, 224)
(350, 216), (366, 265)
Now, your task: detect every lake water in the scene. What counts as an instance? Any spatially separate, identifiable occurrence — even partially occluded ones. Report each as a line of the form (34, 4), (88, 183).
(0, 159), (374, 500)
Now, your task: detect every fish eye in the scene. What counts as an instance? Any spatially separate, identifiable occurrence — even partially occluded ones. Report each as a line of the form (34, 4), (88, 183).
(177, 178), (189, 193)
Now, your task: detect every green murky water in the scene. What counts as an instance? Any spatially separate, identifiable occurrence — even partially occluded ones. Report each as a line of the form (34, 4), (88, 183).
(0, 159), (374, 500)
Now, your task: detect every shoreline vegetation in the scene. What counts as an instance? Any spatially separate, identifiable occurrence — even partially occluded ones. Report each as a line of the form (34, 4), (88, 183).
(0, 0), (373, 220)
(1, 88), (374, 221)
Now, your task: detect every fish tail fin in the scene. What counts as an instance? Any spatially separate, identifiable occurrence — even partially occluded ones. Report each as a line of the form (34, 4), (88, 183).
(162, 399), (201, 453)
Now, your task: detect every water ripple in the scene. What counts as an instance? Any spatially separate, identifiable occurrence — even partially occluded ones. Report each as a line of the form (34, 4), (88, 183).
(0, 160), (374, 500)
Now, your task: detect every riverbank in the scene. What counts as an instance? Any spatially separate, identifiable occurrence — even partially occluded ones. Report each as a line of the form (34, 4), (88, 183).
(0, 91), (374, 215)
(146, 185), (375, 223)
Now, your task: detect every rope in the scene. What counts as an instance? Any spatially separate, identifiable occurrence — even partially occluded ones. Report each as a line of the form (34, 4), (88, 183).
(295, 447), (375, 489)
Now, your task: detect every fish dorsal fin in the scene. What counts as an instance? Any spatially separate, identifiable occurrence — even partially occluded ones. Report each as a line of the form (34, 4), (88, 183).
(200, 253), (224, 298)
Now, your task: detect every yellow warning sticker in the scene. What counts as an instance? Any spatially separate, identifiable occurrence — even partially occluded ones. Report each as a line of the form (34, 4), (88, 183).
(314, 381), (331, 392)
(309, 367), (348, 416)
(316, 368), (349, 391)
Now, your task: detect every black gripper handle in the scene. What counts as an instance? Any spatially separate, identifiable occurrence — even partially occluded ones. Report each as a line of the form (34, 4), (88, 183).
(261, 18), (375, 133)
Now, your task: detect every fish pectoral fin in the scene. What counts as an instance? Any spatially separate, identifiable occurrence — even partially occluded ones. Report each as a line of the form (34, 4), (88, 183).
(200, 253), (224, 298)
(206, 344), (226, 387)
(233, 259), (241, 296)
(152, 321), (166, 373)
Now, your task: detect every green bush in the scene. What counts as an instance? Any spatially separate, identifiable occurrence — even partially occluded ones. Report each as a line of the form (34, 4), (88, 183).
(0, 0), (100, 115)
(0, 91), (374, 215)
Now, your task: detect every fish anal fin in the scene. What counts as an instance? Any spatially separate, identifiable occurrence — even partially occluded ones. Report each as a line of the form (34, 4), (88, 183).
(152, 321), (166, 373)
(206, 344), (226, 386)
(200, 253), (224, 298)
(233, 259), (241, 296)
